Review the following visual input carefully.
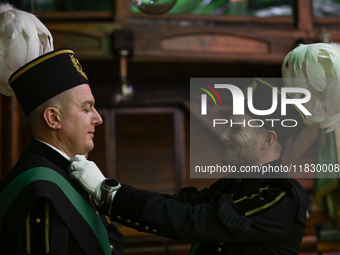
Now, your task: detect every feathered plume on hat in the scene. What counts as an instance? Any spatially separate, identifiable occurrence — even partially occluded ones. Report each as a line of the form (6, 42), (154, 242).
(0, 3), (53, 96)
(282, 43), (340, 133)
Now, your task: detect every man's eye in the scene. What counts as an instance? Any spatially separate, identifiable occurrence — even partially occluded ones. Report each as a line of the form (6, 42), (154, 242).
(84, 109), (90, 113)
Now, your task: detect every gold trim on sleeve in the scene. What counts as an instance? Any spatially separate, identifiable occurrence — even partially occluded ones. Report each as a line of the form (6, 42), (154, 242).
(45, 198), (50, 253)
(244, 191), (286, 216)
(26, 213), (31, 254)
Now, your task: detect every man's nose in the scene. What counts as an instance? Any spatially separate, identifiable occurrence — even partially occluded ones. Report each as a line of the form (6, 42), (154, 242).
(93, 108), (103, 125)
(220, 130), (229, 142)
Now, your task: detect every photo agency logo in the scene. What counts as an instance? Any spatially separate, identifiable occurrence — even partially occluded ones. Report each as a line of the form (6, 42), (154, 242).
(197, 79), (311, 129)
(190, 78), (312, 178)
(197, 82), (223, 110)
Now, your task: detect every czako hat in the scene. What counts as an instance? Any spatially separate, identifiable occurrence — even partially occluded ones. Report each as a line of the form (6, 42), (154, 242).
(244, 78), (306, 146)
(8, 48), (89, 117)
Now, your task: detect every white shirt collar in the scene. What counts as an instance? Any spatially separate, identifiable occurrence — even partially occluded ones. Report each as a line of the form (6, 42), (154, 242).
(35, 138), (71, 161)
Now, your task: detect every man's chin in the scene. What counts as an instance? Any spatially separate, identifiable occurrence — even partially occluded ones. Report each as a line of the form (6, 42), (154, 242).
(222, 158), (239, 168)
(80, 144), (94, 156)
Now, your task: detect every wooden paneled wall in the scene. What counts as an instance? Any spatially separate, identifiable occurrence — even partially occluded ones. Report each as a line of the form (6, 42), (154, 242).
(0, 95), (32, 180)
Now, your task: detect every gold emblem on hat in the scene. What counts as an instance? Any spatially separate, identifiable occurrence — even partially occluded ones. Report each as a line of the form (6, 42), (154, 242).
(70, 54), (88, 80)
(244, 81), (257, 98)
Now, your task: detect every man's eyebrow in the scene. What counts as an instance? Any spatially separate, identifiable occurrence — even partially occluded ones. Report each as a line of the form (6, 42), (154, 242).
(81, 100), (94, 107)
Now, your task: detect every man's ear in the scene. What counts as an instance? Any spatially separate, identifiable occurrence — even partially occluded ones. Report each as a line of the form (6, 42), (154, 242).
(262, 130), (277, 148)
(43, 107), (61, 130)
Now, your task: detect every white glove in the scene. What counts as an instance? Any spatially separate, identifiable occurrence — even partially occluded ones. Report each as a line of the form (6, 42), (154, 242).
(68, 155), (106, 201)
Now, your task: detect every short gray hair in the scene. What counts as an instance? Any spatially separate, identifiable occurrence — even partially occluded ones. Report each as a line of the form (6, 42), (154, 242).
(27, 89), (72, 128)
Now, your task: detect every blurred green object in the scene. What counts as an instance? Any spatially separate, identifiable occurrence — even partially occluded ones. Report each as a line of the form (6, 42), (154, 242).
(319, 229), (340, 241)
(23, 0), (292, 15)
(131, 0), (292, 16)
(131, 0), (227, 15)
(314, 130), (340, 226)
(168, 0), (202, 13)
(227, 0), (248, 15)
(131, 0), (178, 15)
(190, 0), (229, 15)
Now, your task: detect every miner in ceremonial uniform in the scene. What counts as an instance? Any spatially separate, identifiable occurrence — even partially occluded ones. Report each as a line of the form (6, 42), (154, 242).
(69, 78), (307, 255)
(0, 48), (124, 254)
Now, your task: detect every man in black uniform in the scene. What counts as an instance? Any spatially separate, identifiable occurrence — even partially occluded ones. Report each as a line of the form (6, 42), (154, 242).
(69, 78), (307, 254)
(0, 48), (124, 254)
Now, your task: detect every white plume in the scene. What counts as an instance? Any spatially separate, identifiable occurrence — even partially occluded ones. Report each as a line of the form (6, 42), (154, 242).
(282, 43), (340, 132)
(0, 3), (53, 96)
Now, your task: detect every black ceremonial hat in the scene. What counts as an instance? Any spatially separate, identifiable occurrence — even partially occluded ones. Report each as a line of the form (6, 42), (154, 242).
(244, 78), (305, 146)
(8, 48), (89, 117)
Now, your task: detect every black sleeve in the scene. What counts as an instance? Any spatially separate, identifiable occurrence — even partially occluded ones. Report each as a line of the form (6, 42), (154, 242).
(110, 183), (300, 244)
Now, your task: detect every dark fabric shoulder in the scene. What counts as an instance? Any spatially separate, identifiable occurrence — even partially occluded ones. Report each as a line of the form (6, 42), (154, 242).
(217, 177), (306, 231)
(267, 178), (306, 225)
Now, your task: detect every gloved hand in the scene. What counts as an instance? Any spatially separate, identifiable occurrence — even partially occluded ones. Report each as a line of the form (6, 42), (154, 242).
(68, 155), (106, 201)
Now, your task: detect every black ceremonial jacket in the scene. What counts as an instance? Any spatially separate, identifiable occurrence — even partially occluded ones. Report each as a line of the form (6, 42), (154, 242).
(107, 159), (306, 255)
(0, 139), (124, 255)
